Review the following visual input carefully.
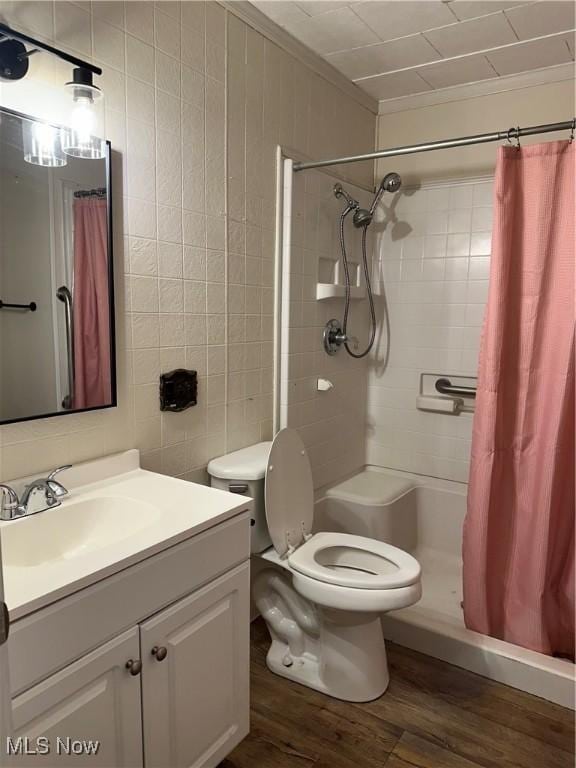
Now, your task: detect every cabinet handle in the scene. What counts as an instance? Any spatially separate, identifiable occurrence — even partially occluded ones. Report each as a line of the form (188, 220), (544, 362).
(125, 659), (142, 676)
(151, 645), (168, 661)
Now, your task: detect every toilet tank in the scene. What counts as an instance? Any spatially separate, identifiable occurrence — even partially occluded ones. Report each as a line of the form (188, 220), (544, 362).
(207, 442), (272, 554)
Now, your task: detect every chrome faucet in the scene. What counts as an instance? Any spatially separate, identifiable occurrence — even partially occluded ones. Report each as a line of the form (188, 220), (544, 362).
(0, 465), (72, 521)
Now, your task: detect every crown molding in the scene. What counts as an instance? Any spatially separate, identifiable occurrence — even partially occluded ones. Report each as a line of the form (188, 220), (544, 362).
(377, 63), (575, 115)
(220, 1), (378, 115)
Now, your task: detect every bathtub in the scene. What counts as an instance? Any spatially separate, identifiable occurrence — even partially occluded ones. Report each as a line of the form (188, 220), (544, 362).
(314, 466), (575, 709)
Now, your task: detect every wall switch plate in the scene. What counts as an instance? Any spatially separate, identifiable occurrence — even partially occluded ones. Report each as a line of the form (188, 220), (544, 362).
(159, 369), (197, 412)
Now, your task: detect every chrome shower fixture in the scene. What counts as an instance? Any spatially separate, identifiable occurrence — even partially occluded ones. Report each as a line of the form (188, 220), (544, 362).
(330, 171), (402, 359)
(352, 172), (402, 229)
(333, 183), (359, 209)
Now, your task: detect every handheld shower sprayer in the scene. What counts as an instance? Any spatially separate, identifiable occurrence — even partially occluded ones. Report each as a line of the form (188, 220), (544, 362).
(326, 172), (402, 358)
(353, 172), (403, 228)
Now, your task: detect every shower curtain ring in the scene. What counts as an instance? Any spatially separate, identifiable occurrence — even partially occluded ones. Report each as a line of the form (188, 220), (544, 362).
(569, 118), (575, 143)
(506, 126), (520, 149)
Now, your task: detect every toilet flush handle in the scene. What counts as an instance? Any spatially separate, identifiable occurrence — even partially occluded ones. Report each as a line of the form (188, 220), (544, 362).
(228, 483), (248, 494)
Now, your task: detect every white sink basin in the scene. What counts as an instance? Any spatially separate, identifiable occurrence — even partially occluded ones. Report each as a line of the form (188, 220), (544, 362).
(1, 449), (252, 620)
(2, 496), (161, 567)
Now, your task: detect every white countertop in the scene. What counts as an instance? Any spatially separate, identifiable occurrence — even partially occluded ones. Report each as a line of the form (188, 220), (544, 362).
(0, 450), (251, 620)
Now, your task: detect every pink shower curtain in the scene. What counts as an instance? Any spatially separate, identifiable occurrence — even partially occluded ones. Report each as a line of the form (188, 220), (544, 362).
(72, 197), (111, 410)
(463, 140), (575, 659)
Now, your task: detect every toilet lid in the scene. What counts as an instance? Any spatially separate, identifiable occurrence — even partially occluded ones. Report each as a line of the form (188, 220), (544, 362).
(265, 428), (314, 558)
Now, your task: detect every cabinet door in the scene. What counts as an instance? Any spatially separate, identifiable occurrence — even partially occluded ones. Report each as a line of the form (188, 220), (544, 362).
(0, 532), (13, 762)
(10, 628), (143, 767)
(140, 563), (250, 768)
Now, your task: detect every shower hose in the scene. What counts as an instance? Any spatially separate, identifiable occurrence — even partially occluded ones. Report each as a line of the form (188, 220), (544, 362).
(339, 205), (377, 358)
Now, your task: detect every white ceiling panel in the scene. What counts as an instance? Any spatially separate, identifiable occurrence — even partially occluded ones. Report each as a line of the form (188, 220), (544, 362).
(327, 34), (441, 79)
(424, 12), (518, 57)
(487, 34), (573, 74)
(418, 54), (498, 88)
(360, 69), (433, 99)
(504, 1), (576, 40)
(352, 1), (457, 42)
(295, 1), (356, 15)
(250, 0), (576, 104)
(285, 6), (380, 53)
(447, 1), (529, 22)
(253, 1), (310, 27)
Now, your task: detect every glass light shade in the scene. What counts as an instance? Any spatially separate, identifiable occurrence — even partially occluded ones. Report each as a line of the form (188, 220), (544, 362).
(22, 119), (67, 167)
(62, 82), (105, 159)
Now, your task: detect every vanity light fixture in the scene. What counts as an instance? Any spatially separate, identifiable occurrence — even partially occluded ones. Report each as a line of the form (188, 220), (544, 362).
(0, 22), (105, 165)
(62, 67), (105, 159)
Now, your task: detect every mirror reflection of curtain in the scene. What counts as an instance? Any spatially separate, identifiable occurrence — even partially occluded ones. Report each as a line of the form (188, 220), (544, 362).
(72, 196), (111, 409)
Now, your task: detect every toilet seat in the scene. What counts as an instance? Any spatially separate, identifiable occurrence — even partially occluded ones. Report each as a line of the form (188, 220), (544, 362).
(288, 531), (421, 590)
(264, 429), (421, 612)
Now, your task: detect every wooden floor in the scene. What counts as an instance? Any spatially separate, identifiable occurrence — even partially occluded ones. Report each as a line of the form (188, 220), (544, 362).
(224, 619), (574, 768)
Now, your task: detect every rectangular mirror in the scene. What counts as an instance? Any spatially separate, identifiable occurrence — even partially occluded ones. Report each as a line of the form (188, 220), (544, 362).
(0, 108), (115, 425)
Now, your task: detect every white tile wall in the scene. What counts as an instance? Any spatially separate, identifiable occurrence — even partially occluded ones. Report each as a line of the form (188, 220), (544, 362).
(0, 1), (375, 482)
(367, 177), (493, 483)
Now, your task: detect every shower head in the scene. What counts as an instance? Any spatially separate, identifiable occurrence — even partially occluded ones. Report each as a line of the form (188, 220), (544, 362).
(333, 183), (359, 210)
(352, 208), (374, 227)
(381, 172), (402, 194)
(353, 171), (402, 227)
(368, 172), (402, 215)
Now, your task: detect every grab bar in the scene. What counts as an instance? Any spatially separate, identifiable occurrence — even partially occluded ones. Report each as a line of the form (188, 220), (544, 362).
(435, 377), (476, 399)
(57, 286), (75, 410)
(0, 300), (37, 311)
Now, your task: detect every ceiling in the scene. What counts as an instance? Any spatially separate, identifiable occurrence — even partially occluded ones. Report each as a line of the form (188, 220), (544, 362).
(251, 1), (575, 103)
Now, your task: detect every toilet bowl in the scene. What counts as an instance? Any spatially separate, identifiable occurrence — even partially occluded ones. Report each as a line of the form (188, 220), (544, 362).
(208, 428), (422, 702)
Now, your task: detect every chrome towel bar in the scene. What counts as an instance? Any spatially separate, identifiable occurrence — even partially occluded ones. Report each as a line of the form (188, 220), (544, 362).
(435, 378), (476, 398)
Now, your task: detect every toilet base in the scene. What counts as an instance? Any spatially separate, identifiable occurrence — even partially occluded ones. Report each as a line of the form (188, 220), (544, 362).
(254, 568), (390, 702)
(265, 612), (390, 702)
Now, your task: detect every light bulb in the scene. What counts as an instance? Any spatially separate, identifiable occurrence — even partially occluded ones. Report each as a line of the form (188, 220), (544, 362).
(62, 69), (105, 159)
(22, 119), (67, 167)
(70, 97), (95, 142)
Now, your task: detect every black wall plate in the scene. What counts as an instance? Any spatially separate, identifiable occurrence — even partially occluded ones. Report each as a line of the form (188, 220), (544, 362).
(0, 39), (29, 81)
(159, 369), (197, 412)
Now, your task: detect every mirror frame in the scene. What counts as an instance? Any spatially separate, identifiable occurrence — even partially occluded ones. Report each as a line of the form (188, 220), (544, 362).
(0, 107), (117, 426)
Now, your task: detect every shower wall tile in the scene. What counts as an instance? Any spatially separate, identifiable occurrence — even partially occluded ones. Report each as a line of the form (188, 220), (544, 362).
(281, 172), (375, 489)
(225, 13), (374, 457)
(0, 1), (375, 482)
(367, 178), (493, 484)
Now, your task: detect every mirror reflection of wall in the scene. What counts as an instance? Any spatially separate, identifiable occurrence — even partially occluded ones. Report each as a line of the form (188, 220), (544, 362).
(0, 109), (115, 424)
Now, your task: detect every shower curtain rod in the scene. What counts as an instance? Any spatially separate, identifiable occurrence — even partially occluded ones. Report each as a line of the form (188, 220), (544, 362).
(292, 119), (575, 172)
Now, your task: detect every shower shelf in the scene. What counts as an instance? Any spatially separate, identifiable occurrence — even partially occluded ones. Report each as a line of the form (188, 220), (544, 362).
(316, 283), (366, 301)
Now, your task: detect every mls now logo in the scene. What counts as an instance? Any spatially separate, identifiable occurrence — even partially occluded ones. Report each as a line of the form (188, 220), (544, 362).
(6, 737), (100, 756)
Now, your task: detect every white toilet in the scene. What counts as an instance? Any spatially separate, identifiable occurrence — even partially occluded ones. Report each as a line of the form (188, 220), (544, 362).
(208, 428), (422, 702)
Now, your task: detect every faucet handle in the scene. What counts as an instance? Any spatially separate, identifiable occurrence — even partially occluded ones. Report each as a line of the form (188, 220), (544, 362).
(0, 484), (19, 520)
(47, 465), (72, 498)
(47, 465), (72, 481)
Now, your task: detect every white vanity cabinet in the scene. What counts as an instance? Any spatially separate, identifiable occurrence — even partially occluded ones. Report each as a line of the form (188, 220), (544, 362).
(7, 509), (252, 768)
(141, 566), (250, 768)
(11, 628), (143, 767)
